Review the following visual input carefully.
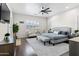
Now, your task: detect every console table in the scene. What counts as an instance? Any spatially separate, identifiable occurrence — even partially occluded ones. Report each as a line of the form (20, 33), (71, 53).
(0, 37), (15, 56)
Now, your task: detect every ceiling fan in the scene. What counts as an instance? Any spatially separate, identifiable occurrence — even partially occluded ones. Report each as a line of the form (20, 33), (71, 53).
(40, 6), (52, 14)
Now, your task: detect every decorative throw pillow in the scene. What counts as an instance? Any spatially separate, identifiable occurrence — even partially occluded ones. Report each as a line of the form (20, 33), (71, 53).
(53, 31), (59, 34)
(58, 31), (69, 35)
(58, 31), (62, 34)
(64, 32), (68, 35)
(61, 31), (69, 35)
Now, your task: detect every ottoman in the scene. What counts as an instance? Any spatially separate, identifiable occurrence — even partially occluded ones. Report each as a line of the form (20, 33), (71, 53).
(37, 36), (50, 45)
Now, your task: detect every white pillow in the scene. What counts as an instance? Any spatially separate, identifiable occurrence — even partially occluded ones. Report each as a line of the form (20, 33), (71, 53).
(53, 31), (59, 34)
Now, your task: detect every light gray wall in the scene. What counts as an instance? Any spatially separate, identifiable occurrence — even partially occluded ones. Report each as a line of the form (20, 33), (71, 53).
(48, 7), (79, 31)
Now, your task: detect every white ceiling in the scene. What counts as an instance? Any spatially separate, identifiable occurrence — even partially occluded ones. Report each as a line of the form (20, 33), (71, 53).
(8, 3), (79, 18)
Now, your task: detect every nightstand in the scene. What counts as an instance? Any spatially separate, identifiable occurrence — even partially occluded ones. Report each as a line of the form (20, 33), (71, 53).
(69, 37), (79, 56)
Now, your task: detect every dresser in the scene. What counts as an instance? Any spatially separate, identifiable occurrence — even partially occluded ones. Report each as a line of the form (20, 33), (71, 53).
(69, 37), (79, 56)
(0, 37), (15, 56)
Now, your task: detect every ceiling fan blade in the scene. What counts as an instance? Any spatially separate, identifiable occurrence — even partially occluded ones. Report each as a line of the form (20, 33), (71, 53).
(46, 10), (52, 12)
(44, 8), (50, 11)
(45, 12), (48, 14)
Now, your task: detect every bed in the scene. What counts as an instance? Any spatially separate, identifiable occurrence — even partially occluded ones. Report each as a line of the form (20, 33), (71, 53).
(41, 27), (72, 45)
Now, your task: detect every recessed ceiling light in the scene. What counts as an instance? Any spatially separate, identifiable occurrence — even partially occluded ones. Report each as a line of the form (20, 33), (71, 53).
(65, 6), (69, 9)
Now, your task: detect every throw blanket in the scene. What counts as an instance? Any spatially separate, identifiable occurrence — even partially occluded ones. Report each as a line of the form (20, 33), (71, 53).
(41, 33), (68, 40)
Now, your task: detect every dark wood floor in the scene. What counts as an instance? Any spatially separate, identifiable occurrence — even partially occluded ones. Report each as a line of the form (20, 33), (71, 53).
(15, 38), (37, 56)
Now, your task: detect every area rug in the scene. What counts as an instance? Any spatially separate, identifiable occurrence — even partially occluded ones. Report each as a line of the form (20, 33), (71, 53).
(26, 38), (69, 56)
(60, 51), (69, 56)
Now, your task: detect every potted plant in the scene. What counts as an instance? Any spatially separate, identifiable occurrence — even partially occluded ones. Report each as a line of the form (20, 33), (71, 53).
(13, 23), (19, 39)
(75, 30), (79, 33)
(4, 33), (10, 42)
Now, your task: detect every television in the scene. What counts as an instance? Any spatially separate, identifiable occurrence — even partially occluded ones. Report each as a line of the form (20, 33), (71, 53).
(0, 3), (10, 23)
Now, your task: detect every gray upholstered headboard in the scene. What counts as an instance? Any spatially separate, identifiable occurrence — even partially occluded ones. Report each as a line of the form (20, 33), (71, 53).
(51, 27), (72, 34)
